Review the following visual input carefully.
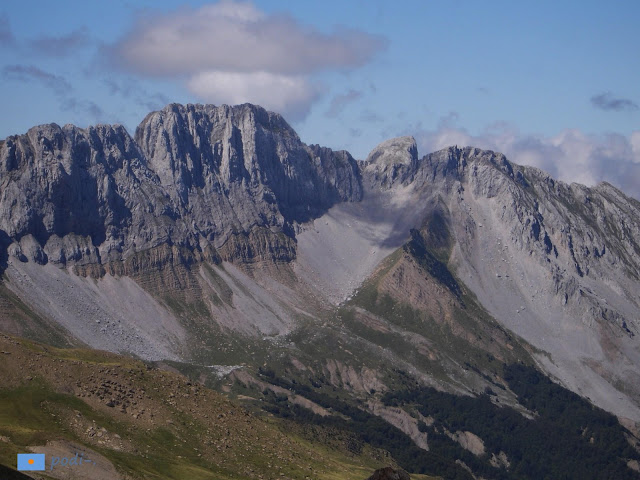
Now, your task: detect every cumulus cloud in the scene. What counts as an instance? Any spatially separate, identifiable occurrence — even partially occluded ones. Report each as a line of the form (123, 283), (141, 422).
(591, 92), (638, 112)
(110, 1), (386, 76)
(105, 1), (386, 120)
(413, 120), (640, 200)
(2, 65), (72, 95)
(29, 27), (90, 57)
(187, 71), (321, 121)
(325, 89), (363, 118)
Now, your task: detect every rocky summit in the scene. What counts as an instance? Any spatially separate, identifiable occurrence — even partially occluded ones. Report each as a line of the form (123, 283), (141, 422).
(1, 103), (640, 479)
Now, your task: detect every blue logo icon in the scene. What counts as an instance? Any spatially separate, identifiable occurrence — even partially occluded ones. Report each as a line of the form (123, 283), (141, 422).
(17, 453), (45, 471)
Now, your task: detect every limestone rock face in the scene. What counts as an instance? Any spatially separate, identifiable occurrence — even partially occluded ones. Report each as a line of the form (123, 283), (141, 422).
(0, 122), (170, 265)
(406, 146), (640, 341)
(0, 103), (362, 268)
(136, 104), (361, 228)
(363, 144), (640, 420)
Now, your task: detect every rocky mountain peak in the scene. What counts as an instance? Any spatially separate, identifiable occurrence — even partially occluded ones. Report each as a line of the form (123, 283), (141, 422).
(135, 103), (294, 198)
(364, 136), (418, 187)
(2, 122), (138, 174)
(0, 103), (363, 270)
(394, 141), (640, 420)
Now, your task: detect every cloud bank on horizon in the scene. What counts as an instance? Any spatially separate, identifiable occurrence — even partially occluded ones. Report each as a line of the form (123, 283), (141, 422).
(0, 1), (639, 199)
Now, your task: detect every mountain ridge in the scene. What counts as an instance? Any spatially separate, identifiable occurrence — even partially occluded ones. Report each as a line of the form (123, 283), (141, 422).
(1, 103), (640, 478)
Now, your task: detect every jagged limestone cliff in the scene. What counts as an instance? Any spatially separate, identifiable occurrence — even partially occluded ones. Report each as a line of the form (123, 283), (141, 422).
(0, 103), (361, 270)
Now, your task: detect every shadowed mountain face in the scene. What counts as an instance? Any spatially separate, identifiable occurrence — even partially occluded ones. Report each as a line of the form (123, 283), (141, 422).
(1, 104), (640, 479)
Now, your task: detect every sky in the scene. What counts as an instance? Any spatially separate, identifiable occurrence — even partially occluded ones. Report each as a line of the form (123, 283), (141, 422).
(1, 0), (639, 198)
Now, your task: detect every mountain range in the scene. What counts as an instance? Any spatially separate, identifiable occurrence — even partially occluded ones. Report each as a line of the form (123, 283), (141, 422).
(1, 103), (639, 479)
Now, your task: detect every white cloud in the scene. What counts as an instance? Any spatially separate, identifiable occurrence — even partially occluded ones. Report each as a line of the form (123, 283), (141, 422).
(414, 121), (640, 200)
(112, 1), (385, 76)
(187, 71), (321, 121)
(107, 1), (386, 120)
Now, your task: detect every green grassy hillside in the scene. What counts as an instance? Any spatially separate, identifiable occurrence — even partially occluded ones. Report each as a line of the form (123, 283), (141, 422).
(0, 333), (437, 480)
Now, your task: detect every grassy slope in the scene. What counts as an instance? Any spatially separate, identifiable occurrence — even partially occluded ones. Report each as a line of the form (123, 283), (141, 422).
(0, 333), (435, 480)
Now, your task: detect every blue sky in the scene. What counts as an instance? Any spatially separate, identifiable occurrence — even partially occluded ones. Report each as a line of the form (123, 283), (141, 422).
(1, 1), (639, 196)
